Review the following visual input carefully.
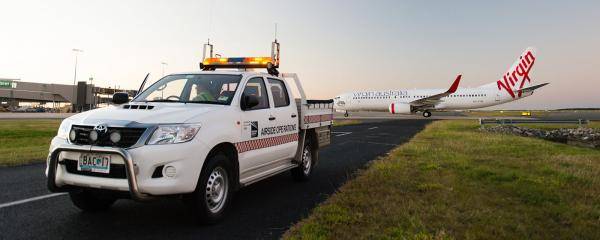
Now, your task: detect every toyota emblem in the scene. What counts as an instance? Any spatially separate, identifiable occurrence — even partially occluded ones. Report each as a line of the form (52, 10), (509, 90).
(94, 123), (108, 134)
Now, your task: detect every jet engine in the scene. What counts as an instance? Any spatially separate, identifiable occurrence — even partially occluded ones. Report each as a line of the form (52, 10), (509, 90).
(388, 102), (412, 114)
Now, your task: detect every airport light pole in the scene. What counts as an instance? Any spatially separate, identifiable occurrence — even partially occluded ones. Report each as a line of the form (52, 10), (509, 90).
(161, 62), (168, 76)
(72, 48), (83, 112)
(89, 76), (94, 110)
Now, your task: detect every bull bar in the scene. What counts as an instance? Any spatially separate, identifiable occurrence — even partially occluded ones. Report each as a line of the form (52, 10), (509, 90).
(46, 144), (152, 201)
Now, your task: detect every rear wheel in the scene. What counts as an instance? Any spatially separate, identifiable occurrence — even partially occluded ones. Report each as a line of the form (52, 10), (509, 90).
(69, 190), (117, 212)
(291, 139), (314, 181)
(423, 111), (432, 118)
(185, 153), (234, 224)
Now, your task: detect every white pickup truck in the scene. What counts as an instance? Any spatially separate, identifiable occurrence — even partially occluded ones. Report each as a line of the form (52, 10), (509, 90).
(46, 49), (333, 223)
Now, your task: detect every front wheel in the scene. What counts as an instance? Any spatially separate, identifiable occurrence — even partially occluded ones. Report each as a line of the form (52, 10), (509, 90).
(422, 111), (432, 118)
(291, 139), (314, 181)
(185, 153), (234, 224)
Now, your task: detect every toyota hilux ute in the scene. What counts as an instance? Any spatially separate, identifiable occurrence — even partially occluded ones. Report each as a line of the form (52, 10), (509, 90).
(46, 41), (333, 223)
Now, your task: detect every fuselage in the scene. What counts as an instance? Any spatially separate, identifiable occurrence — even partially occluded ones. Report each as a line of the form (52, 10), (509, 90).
(334, 47), (542, 115)
(334, 85), (531, 112)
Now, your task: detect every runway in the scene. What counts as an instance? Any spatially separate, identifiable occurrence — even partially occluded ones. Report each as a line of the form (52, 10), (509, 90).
(335, 110), (600, 120)
(0, 120), (429, 239)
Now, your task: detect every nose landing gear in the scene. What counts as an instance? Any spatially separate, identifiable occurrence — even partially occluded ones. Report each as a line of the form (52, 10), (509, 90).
(422, 111), (432, 118)
(344, 111), (349, 117)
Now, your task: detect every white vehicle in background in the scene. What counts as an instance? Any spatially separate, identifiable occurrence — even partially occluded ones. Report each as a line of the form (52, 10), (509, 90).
(46, 40), (333, 223)
(334, 47), (548, 117)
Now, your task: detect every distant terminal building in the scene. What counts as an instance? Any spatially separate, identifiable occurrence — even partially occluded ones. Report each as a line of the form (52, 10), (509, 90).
(0, 78), (135, 112)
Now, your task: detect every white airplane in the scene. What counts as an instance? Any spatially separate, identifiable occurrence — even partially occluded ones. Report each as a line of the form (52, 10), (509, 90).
(333, 47), (548, 117)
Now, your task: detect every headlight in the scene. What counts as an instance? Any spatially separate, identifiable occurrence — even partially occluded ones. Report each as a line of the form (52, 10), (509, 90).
(56, 119), (73, 139)
(147, 124), (201, 145)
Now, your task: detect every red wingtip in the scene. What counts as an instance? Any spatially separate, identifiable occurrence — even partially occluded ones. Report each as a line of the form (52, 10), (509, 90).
(447, 74), (461, 93)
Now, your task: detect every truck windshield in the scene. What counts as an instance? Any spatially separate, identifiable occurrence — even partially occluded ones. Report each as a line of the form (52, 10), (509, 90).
(133, 74), (242, 105)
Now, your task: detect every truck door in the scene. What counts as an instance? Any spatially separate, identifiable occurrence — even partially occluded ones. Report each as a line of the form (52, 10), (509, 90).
(266, 77), (299, 160)
(238, 77), (278, 175)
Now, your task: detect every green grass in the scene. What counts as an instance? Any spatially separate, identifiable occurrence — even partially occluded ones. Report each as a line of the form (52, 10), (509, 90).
(484, 121), (600, 130)
(284, 120), (600, 240)
(0, 119), (61, 166)
(466, 110), (550, 118)
(333, 119), (362, 126)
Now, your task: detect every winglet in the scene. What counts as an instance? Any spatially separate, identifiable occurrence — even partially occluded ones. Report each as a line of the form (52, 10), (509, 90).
(515, 82), (549, 93)
(447, 74), (461, 93)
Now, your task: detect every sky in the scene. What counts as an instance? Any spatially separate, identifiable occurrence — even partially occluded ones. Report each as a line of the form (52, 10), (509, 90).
(1, 0), (599, 109)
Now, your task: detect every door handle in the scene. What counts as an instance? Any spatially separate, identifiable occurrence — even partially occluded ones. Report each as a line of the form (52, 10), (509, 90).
(291, 114), (297, 118)
(269, 116), (276, 121)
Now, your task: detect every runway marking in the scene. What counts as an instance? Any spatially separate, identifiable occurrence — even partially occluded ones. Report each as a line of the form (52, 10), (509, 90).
(332, 131), (352, 137)
(0, 193), (67, 209)
(368, 126), (379, 130)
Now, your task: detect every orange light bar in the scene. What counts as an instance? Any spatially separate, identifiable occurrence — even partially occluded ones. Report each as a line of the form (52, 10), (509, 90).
(202, 57), (273, 66)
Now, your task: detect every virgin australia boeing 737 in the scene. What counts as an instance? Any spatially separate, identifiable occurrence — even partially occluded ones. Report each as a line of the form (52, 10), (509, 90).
(333, 47), (548, 117)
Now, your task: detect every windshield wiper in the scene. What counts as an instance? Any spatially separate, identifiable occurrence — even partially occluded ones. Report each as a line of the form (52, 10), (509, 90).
(185, 100), (227, 105)
(145, 99), (181, 102)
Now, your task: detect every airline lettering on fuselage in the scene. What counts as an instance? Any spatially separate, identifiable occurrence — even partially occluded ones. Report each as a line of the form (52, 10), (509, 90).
(353, 90), (408, 98)
(496, 50), (535, 98)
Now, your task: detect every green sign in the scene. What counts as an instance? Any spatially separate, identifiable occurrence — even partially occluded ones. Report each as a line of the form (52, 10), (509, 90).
(0, 80), (16, 89)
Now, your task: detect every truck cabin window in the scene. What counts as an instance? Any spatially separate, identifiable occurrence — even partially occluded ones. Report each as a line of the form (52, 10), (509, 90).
(268, 78), (290, 107)
(133, 74), (242, 105)
(242, 77), (270, 110)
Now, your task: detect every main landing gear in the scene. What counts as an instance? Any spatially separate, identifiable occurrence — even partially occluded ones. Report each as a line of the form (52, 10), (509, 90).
(422, 111), (432, 118)
(344, 111), (349, 117)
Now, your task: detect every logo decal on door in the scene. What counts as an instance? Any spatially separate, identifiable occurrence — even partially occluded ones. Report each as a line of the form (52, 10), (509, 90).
(251, 121), (259, 138)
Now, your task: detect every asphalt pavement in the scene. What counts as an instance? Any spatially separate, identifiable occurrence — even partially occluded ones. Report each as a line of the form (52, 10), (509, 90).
(0, 120), (429, 240)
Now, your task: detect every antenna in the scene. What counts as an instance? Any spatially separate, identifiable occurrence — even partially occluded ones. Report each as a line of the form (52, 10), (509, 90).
(271, 23), (280, 68)
(202, 38), (213, 61)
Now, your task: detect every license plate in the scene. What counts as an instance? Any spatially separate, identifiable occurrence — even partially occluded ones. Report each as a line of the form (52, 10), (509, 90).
(78, 153), (111, 174)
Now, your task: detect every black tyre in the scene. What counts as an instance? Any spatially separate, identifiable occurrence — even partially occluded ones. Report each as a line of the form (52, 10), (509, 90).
(291, 139), (315, 181)
(423, 111), (432, 118)
(185, 153), (234, 224)
(69, 190), (117, 212)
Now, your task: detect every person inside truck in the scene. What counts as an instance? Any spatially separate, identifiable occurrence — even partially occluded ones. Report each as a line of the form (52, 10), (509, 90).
(191, 81), (215, 102)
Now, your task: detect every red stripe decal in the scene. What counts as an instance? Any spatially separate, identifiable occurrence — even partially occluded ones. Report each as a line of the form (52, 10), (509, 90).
(234, 133), (299, 153)
(303, 114), (334, 124)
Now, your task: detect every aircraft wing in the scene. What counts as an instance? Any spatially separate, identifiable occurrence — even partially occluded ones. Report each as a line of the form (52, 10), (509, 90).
(514, 83), (549, 94)
(410, 75), (461, 106)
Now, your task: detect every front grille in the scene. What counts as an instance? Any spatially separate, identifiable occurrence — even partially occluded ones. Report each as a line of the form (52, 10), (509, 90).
(63, 159), (127, 179)
(70, 125), (146, 148)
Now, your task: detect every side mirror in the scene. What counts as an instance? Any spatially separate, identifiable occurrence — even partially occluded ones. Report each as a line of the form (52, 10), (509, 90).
(241, 94), (259, 110)
(112, 92), (130, 105)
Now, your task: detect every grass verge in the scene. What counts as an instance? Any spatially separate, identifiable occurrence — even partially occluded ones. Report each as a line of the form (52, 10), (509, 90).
(284, 120), (600, 239)
(333, 119), (362, 126)
(482, 121), (600, 130)
(0, 119), (60, 166)
(466, 110), (550, 118)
